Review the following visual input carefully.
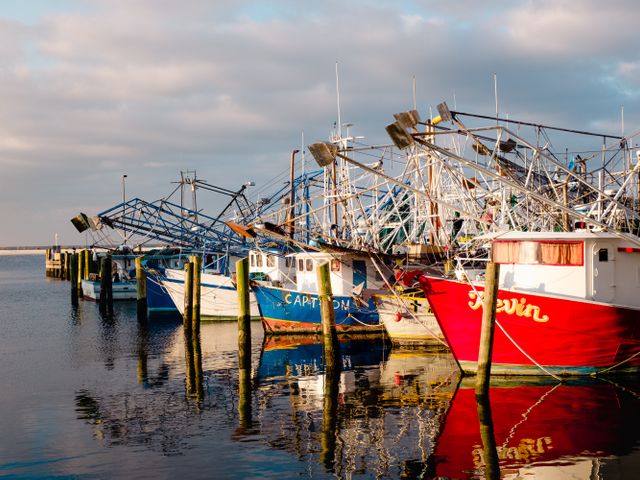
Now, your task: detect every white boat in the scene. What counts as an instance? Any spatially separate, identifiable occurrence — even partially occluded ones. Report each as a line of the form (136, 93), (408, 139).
(81, 278), (137, 301)
(81, 253), (138, 301)
(161, 268), (260, 319)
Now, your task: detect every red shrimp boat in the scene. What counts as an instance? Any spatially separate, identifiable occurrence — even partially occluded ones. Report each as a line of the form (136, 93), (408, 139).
(419, 231), (640, 376)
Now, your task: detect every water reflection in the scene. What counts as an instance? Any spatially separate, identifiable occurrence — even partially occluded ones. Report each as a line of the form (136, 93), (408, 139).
(72, 321), (260, 457)
(69, 314), (640, 478)
(255, 336), (459, 477)
(433, 377), (640, 479)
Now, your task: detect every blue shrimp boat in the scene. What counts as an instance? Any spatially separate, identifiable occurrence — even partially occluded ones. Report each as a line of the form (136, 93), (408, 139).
(253, 251), (388, 334)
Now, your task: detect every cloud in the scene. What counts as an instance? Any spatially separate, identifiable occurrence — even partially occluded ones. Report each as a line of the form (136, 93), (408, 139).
(0, 0), (639, 245)
(504, 0), (640, 57)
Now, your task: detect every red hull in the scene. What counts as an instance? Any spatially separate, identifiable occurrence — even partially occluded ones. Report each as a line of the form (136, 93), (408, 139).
(419, 276), (640, 375)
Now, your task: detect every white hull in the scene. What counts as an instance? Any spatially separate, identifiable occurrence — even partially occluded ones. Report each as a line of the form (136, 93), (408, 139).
(161, 269), (260, 319)
(374, 293), (444, 345)
(81, 279), (138, 301)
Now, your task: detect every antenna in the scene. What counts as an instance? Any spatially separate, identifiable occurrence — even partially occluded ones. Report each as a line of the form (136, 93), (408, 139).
(494, 73), (499, 125)
(301, 130), (305, 176)
(412, 75), (417, 110)
(335, 62), (342, 139)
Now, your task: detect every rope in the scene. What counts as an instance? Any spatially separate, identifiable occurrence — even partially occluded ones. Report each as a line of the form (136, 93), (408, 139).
(500, 382), (562, 448)
(343, 312), (378, 326)
(598, 377), (640, 400)
(458, 263), (563, 380)
(593, 349), (640, 376)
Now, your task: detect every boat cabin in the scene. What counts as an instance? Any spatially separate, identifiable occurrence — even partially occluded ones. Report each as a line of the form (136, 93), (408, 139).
(248, 249), (296, 287)
(291, 252), (388, 296)
(490, 231), (640, 307)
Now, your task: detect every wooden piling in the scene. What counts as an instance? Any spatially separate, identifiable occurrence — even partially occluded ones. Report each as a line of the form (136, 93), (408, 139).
(83, 250), (91, 279)
(183, 261), (194, 327)
(183, 261), (195, 395)
(192, 322), (204, 401)
(190, 255), (202, 335)
(190, 255), (203, 399)
(99, 256), (113, 314)
(99, 257), (107, 309)
(476, 392), (500, 479)
(236, 258), (252, 428)
(320, 335), (341, 471)
(77, 250), (84, 296)
(317, 262), (339, 364)
(236, 258), (251, 369)
(135, 256), (147, 320)
(476, 261), (500, 395)
(70, 253), (78, 302)
(63, 252), (70, 280)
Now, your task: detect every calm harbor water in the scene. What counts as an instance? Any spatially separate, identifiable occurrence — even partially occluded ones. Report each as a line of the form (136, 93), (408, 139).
(2, 254), (640, 479)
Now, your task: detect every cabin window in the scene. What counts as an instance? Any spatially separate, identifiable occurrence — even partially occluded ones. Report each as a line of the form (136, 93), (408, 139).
(267, 255), (275, 267)
(331, 259), (341, 272)
(298, 259), (304, 271)
(493, 240), (583, 266)
(250, 254), (255, 267)
(306, 259), (314, 271)
(285, 257), (293, 268)
(598, 248), (608, 262)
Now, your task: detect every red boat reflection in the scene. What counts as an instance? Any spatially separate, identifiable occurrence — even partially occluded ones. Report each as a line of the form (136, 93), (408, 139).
(432, 379), (640, 478)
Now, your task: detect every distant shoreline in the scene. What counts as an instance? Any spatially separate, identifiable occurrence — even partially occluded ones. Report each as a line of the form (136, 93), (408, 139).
(0, 249), (46, 256)
(0, 245), (167, 256)
(0, 246), (85, 256)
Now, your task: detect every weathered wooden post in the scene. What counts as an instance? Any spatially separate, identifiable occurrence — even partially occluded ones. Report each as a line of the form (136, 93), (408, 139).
(476, 262), (500, 395)
(135, 257), (147, 321)
(317, 261), (339, 365)
(236, 257), (252, 429)
(63, 252), (70, 280)
(83, 249), (91, 279)
(236, 258), (251, 369)
(320, 336), (341, 471)
(106, 256), (113, 314)
(183, 261), (196, 395)
(190, 255), (203, 400)
(99, 256), (113, 315)
(317, 260), (340, 470)
(190, 255), (202, 334)
(99, 257), (107, 311)
(77, 250), (84, 296)
(476, 392), (500, 479)
(183, 261), (194, 327)
(70, 253), (78, 303)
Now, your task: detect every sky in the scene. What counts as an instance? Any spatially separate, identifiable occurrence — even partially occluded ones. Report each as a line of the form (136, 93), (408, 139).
(1, 0), (640, 246)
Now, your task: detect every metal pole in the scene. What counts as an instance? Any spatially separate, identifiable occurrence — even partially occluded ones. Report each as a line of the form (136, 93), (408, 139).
(122, 174), (127, 244)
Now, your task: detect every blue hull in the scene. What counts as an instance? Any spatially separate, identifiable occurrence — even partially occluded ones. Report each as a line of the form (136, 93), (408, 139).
(146, 273), (177, 313)
(253, 285), (382, 334)
(258, 335), (389, 380)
